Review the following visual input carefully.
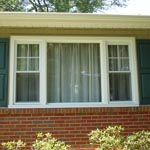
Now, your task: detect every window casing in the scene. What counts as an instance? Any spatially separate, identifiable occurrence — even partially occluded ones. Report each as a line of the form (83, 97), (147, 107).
(9, 36), (139, 108)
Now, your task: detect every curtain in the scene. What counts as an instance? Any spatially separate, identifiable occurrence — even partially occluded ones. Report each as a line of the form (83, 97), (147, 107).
(47, 43), (101, 103)
(108, 45), (131, 101)
(16, 44), (39, 102)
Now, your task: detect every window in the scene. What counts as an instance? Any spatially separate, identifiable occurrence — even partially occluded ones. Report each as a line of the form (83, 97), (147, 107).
(47, 43), (101, 103)
(16, 44), (39, 102)
(108, 45), (131, 101)
(9, 36), (139, 108)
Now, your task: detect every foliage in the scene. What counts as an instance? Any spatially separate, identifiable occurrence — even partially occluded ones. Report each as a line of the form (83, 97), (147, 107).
(32, 132), (70, 150)
(89, 125), (125, 150)
(26, 0), (128, 13)
(2, 140), (26, 150)
(0, 0), (128, 13)
(124, 130), (150, 150)
(0, 0), (24, 11)
(74, 0), (127, 13)
(1, 133), (70, 150)
(89, 125), (150, 150)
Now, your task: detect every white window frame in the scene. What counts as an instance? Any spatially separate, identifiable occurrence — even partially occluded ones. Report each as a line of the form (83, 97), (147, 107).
(9, 36), (139, 108)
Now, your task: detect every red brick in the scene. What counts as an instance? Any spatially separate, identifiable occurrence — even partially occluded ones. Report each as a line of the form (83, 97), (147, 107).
(0, 106), (150, 149)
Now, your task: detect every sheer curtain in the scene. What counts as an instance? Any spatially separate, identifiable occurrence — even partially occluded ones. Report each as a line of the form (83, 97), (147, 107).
(108, 45), (131, 101)
(16, 44), (39, 102)
(47, 43), (101, 103)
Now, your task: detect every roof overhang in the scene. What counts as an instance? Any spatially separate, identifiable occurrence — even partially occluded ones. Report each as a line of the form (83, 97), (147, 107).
(0, 12), (150, 29)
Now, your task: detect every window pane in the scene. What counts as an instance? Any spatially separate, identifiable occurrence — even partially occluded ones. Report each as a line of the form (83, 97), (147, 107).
(109, 73), (131, 101)
(16, 73), (39, 102)
(119, 45), (129, 57)
(120, 58), (129, 71)
(17, 58), (27, 71)
(109, 58), (118, 71)
(29, 44), (39, 57)
(47, 43), (101, 103)
(108, 45), (117, 57)
(109, 58), (130, 71)
(29, 58), (39, 71)
(17, 44), (39, 71)
(17, 44), (28, 57)
(108, 45), (130, 71)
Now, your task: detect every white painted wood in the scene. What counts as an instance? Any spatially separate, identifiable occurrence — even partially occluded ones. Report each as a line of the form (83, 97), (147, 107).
(0, 13), (150, 29)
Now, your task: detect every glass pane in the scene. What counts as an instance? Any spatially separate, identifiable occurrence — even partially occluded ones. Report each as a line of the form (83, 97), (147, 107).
(17, 58), (27, 71)
(29, 58), (39, 71)
(47, 43), (61, 103)
(109, 58), (118, 71)
(108, 45), (117, 57)
(119, 45), (129, 57)
(120, 58), (129, 71)
(16, 73), (39, 102)
(29, 44), (39, 57)
(109, 73), (131, 101)
(47, 43), (101, 103)
(17, 44), (28, 57)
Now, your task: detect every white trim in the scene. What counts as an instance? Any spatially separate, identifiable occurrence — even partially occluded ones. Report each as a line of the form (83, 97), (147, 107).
(130, 39), (139, 104)
(9, 36), (139, 108)
(101, 41), (109, 104)
(0, 12), (150, 29)
(8, 102), (139, 108)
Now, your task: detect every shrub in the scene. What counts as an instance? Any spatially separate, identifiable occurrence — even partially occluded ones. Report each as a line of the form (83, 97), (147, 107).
(1, 133), (70, 150)
(124, 130), (150, 150)
(89, 125), (124, 150)
(32, 132), (70, 150)
(89, 125), (150, 150)
(2, 140), (26, 150)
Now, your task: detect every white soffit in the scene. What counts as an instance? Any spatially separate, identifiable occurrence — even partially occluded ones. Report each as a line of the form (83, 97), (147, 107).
(0, 12), (150, 29)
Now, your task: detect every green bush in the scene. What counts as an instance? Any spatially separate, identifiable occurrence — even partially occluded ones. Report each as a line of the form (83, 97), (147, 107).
(89, 125), (125, 150)
(88, 125), (150, 150)
(2, 140), (26, 150)
(1, 133), (70, 150)
(124, 130), (150, 150)
(32, 132), (70, 150)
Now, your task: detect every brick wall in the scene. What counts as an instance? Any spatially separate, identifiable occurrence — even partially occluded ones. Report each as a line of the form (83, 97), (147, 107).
(0, 106), (150, 150)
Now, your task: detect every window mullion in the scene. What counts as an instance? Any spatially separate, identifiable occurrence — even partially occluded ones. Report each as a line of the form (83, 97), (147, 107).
(89, 46), (92, 102)
(101, 41), (109, 104)
(40, 41), (47, 105)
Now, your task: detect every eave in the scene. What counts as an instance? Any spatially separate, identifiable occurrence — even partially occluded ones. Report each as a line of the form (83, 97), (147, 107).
(0, 12), (150, 29)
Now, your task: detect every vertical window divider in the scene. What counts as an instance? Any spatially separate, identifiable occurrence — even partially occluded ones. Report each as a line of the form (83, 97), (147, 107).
(101, 41), (109, 104)
(117, 45), (120, 71)
(88, 46), (92, 102)
(27, 45), (29, 71)
(40, 41), (47, 106)
(14, 41), (17, 105)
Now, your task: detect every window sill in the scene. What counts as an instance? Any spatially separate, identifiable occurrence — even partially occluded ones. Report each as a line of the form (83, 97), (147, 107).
(8, 102), (139, 108)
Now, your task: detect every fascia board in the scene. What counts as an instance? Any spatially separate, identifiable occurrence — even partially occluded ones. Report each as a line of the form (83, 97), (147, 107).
(0, 12), (150, 29)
